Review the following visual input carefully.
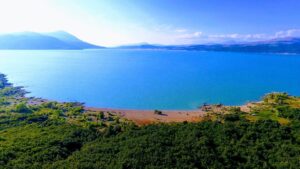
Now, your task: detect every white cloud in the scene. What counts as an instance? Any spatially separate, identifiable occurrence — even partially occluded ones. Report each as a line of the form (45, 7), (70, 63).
(174, 29), (187, 33)
(173, 29), (300, 44)
(275, 29), (300, 38)
(194, 32), (202, 37)
(174, 31), (269, 44)
(208, 33), (268, 41)
(177, 31), (203, 39)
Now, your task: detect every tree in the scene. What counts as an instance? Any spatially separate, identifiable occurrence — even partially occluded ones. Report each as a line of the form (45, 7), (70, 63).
(15, 103), (31, 113)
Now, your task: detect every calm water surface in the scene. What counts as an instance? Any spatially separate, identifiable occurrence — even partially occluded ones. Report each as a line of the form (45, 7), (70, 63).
(0, 49), (299, 109)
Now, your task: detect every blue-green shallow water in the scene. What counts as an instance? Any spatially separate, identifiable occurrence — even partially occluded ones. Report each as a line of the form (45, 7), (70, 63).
(0, 49), (299, 110)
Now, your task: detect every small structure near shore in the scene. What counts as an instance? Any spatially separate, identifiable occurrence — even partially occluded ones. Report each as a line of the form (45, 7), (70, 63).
(198, 103), (224, 113)
(199, 103), (213, 111)
(154, 110), (163, 115)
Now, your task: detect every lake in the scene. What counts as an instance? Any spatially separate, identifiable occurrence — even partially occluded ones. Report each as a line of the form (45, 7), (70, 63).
(0, 49), (299, 109)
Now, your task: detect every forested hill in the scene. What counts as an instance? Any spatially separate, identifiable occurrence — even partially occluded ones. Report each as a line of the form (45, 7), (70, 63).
(1, 73), (300, 168)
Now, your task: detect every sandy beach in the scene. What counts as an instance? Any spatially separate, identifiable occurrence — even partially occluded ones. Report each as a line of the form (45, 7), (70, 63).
(26, 97), (206, 125)
(86, 107), (206, 125)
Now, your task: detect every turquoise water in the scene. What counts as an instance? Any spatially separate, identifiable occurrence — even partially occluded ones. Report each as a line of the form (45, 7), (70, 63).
(0, 49), (299, 109)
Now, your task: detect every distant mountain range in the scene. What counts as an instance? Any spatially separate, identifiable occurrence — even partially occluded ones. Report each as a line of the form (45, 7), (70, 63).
(117, 38), (300, 54)
(1, 31), (300, 53)
(0, 31), (103, 50)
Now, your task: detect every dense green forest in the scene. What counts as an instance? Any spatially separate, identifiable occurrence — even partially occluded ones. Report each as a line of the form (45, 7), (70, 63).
(1, 73), (300, 168)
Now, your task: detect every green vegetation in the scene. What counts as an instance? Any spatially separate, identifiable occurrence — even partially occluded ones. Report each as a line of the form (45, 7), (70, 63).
(1, 74), (300, 168)
(247, 93), (300, 124)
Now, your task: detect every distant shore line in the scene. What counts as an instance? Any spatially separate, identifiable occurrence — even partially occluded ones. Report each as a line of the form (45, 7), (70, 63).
(1, 48), (300, 56)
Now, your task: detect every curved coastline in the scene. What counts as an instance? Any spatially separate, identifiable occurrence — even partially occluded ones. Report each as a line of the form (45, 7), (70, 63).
(0, 72), (258, 125)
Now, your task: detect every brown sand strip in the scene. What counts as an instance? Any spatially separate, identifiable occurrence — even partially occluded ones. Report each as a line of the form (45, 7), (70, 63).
(85, 107), (206, 125)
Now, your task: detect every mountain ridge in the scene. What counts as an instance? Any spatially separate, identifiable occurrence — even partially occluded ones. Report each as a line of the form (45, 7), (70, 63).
(0, 31), (103, 50)
(1, 31), (300, 53)
(116, 37), (300, 54)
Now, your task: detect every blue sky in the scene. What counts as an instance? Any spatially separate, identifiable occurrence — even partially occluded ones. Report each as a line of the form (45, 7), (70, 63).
(0, 0), (300, 46)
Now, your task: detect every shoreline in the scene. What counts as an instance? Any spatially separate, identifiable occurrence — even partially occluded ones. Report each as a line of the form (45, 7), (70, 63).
(85, 107), (206, 125)
(25, 96), (207, 125)
(0, 73), (288, 126)
(84, 101), (255, 125)
(0, 73), (256, 125)
(25, 97), (254, 125)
